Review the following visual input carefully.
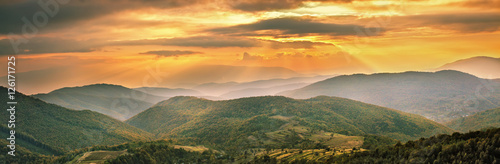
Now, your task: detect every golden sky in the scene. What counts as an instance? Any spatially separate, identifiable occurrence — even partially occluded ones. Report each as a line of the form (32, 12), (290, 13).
(1, 0), (500, 93)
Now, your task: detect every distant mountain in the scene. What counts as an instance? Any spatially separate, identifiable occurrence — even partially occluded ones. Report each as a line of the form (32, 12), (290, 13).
(133, 87), (204, 97)
(0, 86), (153, 155)
(219, 83), (310, 99)
(436, 56), (500, 79)
(126, 96), (453, 151)
(33, 84), (167, 120)
(281, 70), (500, 123)
(446, 107), (500, 132)
(161, 65), (303, 87)
(193, 75), (332, 96)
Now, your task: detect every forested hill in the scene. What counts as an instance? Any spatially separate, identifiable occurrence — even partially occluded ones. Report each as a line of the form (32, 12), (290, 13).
(0, 86), (154, 155)
(325, 127), (500, 163)
(446, 107), (500, 132)
(126, 96), (454, 151)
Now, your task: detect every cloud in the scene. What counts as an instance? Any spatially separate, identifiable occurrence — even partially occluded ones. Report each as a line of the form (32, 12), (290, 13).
(229, 0), (354, 12)
(0, 0), (209, 34)
(139, 50), (202, 57)
(115, 36), (260, 48)
(265, 40), (335, 49)
(457, 0), (500, 10)
(208, 17), (385, 37)
(0, 37), (100, 55)
(401, 12), (500, 33)
(242, 52), (263, 61)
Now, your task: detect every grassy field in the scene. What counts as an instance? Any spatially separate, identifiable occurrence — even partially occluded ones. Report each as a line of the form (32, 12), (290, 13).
(235, 147), (366, 163)
(70, 150), (127, 164)
(264, 117), (364, 149)
(173, 145), (212, 153)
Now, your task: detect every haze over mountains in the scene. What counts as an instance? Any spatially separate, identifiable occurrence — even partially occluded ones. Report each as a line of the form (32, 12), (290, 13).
(0, 65), (309, 95)
(192, 75), (332, 98)
(281, 70), (500, 122)
(161, 65), (303, 87)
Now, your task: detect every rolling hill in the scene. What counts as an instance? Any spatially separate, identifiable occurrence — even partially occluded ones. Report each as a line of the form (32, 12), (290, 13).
(0, 86), (153, 155)
(446, 107), (500, 132)
(281, 70), (500, 123)
(33, 84), (167, 120)
(126, 96), (454, 152)
(436, 56), (500, 79)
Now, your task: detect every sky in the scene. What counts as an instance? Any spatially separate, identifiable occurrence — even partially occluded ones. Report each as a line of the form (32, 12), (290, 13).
(1, 0), (500, 94)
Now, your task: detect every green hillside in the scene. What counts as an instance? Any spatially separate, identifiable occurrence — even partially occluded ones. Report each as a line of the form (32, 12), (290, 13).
(0, 86), (154, 155)
(446, 107), (500, 132)
(126, 96), (454, 152)
(33, 84), (167, 120)
(281, 70), (500, 123)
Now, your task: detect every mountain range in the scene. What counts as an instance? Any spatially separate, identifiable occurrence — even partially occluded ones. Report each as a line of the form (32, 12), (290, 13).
(30, 76), (332, 120)
(133, 87), (204, 98)
(192, 75), (332, 97)
(281, 70), (500, 123)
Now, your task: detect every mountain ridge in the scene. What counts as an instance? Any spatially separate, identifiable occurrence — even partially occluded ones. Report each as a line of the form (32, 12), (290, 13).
(280, 70), (500, 122)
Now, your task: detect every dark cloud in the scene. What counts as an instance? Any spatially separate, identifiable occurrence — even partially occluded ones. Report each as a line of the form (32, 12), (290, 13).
(0, 0), (208, 34)
(241, 52), (263, 61)
(229, 0), (354, 12)
(208, 17), (385, 37)
(458, 0), (500, 10)
(115, 36), (260, 48)
(139, 50), (202, 57)
(265, 40), (335, 49)
(0, 37), (100, 55)
(401, 12), (500, 33)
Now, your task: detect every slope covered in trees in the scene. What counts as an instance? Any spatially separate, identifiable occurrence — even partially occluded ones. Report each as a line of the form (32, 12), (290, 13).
(1, 139), (226, 164)
(126, 96), (454, 152)
(446, 107), (500, 132)
(0, 86), (154, 155)
(33, 84), (167, 120)
(281, 70), (500, 122)
(325, 128), (500, 163)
